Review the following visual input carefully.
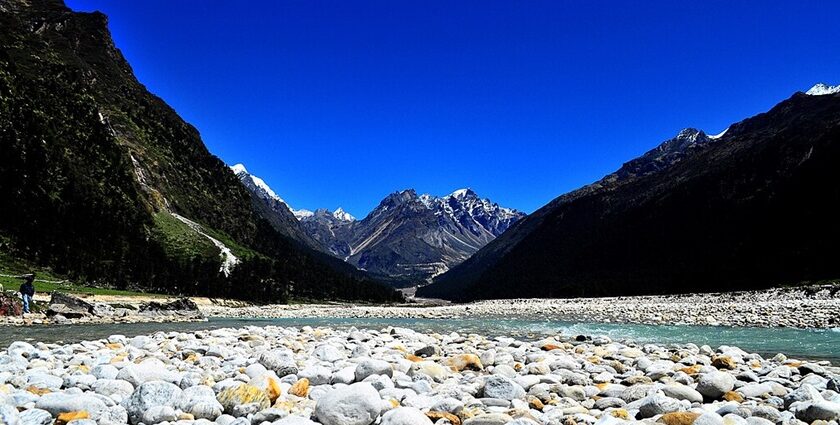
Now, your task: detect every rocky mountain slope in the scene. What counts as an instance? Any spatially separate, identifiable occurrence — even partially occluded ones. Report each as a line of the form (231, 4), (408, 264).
(231, 166), (525, 285)
(0, 0), (399, 302)
(419, 86), (840, 300)
(302, 188), (525, 285)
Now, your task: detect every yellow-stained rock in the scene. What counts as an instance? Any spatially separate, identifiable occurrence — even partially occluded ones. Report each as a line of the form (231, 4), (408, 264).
(659, 412), (701, 425)
(389, 399), (400, 408)
(445, 354), (483, 371)
(185, 353), (200, 363)
(178, 413), (195, 421)
(25, 385), (51, 396)
(110, 354), (127, 364)
(586, 356), (602, 364)
(723, 391), (744, 402)
(542, 343), (563, 351)
(749, 359), (762, 369)
(105, 343), (123, 350)
(712, 356), (737, 370)
(406, 354), (424, 362)
(288, 378), (309, 398)
(528, 396), (544, 410)
(610, 409), (631, 420)
(57, 411), (89, 425)
(679, 365), (702, 376)
(217, 384), (270, 413)
(427, 411), (461, 425)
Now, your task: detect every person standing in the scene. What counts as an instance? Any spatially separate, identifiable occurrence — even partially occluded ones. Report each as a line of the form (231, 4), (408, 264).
(19, 274), (35, 314)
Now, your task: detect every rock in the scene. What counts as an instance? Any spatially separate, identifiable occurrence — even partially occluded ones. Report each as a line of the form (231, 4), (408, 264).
(637, 394), (684, 418)
(712, 356), (738, 370)
(289, 378), (310, 397)
(92, 379), (134, 402)
(693, 412), (725, 425)
(0, 404), (20, 425)
(414, 346), (439, 358)
(314, 382), (381, 425)
(176, 385), (223, 420)
(138, 297), (199, 313)
(46, 293), (92, 318)
(355, 358), (393, 381)
(35, 393), (107, 421)
(795, 400), (840, 422)
(252, 408), (288, 423)
(115, 358), (181, 386)
(258, 350), (298, 377)
(141, 405), (178, 424)
(426, 411), (461, 425)
(462, 413), (513, 425)
(661, 384), (704, 403)
(380, 407), (433, 425)
(696, 371), (736, 399)
(312, 345), (344, 362)
(91, 303), (115, 317)
(481, 375), (525, 400)
(659, 412), (701, 425)
(274, 416), (318, 425)
(18, 408), (52, 425)
(216, 384), (270, 415)
(445, 354), (483, 372)
(122, 381), (182, 425)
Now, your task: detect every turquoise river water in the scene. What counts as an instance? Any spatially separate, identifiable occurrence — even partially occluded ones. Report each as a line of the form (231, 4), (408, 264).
(1, 317), (838, 363)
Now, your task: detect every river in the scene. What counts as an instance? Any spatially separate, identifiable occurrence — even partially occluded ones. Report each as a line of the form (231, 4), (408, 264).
(1, 317), (838, 363)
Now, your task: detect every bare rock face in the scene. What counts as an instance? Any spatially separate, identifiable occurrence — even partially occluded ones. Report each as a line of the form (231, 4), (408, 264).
(139, 298), (199, 314)
(0, 292), (23, 316)
(46, 292), (92, 318)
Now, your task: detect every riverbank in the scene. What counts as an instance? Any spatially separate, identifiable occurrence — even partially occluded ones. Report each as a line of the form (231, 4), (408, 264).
(203, 284), (840, 329)
(1, 324), (838, 425)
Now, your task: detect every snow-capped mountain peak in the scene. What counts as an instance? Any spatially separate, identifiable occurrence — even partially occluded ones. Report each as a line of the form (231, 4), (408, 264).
(805, 83), (840, 96)
(333, 207), (355, 222)
(449, 188), (475, 199)
(230, 164), (283, 203)
(293, 209), (314, 220)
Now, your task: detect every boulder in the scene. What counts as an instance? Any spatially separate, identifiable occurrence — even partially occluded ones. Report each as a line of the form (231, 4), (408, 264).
(46, 292), (92, 318)
(314, 382), (381, 425)
(122, 381), (182, 425)
(138, 297), (199, 313)
(380, 407), (433, 425)
(482, 375), (526, 400)
(696, 371), (736, 399)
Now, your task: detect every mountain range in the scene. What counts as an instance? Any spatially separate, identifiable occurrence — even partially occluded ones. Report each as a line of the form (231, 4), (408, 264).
(419, 84), (840, 300)
(0, 0), (399, 302)
(230, 165), (525, 285)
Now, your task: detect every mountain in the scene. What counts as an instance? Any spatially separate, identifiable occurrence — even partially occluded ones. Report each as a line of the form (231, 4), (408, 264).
(229, 164), (318, 249)
(0, 0), (399, 302)
(419, 85), (840, 301)
(299, 188), (525, 285)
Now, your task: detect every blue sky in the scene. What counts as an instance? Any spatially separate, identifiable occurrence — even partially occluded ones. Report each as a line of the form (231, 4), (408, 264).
(67, 0), (840, 216)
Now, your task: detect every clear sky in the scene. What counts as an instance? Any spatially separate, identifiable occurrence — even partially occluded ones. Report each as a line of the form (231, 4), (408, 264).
(66, 0), (840, 216)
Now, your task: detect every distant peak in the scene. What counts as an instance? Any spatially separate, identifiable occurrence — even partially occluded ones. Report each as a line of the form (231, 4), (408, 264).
(333, 207), (355, 222)
(450, 188), (476, 199)
(230, 163), (247, 175)
(806, 83), (840, 96)
(676, 128), (705, 139)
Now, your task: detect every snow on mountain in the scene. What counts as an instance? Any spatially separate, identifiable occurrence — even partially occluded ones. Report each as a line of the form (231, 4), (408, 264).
(806, 83), (840, 96)
(333, 207), (356, 222)
(230, 163), (283, 203)
(293, 209), (315, 220)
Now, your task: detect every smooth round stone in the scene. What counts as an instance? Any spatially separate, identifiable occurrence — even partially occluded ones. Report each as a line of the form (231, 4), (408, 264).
(35, 393), (108, 421)
(141, 405), (178, 424)
(482, 375), (525, 401)
(0, 405), (20, 425)
(662, 383), (704, 403)
(313, 345), (345, 362)
(696, 371), (736, 399)
(18, 408), (52, 425)
(274, 415), (319, 424)
(636, 394), (684, 418)
(91, 365), (119, 380)
(175, 385), (223, 420)
(693, 412), (725, 425)
(462, 413), (513, 425)
(116, 358), (181, 386)
(355, 358), (393, 381)
(258, 350), (298, 377)
(314, 382), (381, 425)
(122, 381), (182, 424)
(92, 379), (134, 402)
(379, 407), (433, 425)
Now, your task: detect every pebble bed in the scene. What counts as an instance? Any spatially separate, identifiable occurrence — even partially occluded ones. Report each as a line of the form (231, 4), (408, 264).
(202, 285), (840, 329)
(0, 324), (839, 425)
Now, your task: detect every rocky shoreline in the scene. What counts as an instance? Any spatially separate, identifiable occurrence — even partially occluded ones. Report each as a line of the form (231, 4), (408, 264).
(0, 324), (838, 425)
(0, 294), (206, 327)
(203, 285), (840, 329)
